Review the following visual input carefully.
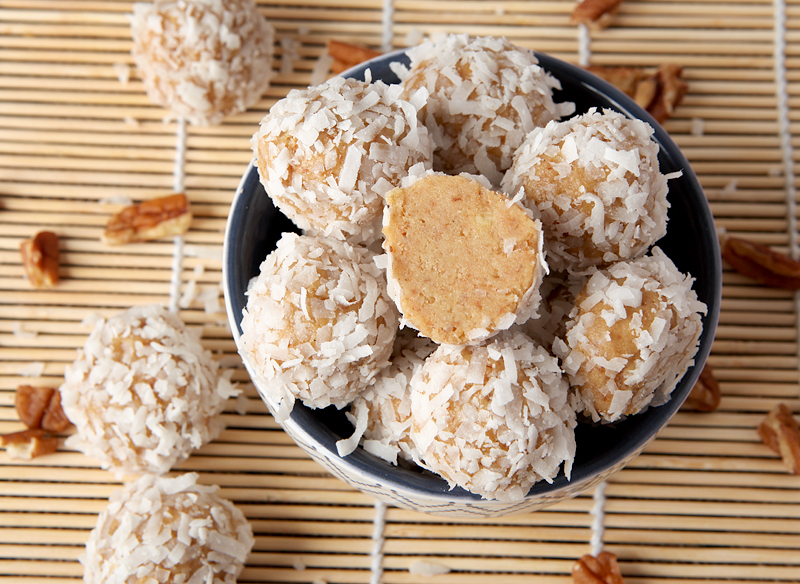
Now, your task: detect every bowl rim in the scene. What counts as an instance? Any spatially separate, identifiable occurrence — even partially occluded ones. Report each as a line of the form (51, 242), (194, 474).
(223, 46), (722, 509)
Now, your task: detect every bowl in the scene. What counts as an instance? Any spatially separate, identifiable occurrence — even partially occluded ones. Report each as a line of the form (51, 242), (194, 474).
(223, 48), (722, 517)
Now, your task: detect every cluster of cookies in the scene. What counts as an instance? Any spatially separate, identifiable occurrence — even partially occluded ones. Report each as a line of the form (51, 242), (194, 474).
(59, 304), (253, 583)
(241, 33), (707, 502)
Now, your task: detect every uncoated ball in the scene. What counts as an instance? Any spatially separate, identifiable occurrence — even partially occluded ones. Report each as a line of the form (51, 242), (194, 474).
(83, 473), (254, 584)
(554, 248), (707, 423)
(59, 304), (237, 476)
(252, 76), (433, 244)
(399, 34), (574, 184)
(131, 0), (275, 125)
(501, 108), (673, 273)
(240, 233), (399, 422)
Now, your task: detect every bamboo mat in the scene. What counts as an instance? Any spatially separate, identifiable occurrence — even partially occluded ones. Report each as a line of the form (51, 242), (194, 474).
(1, 0), (799, 582)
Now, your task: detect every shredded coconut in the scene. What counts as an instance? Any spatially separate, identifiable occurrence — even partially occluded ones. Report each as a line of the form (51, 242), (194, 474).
(409, 561), (452, 576)
(409, 330), (576, 502)
(17, 362), (45, 377)
(239, 233), (398, 422)
(501, 108), (674, 274)
(82, 473), (253, 584)
(397, 33), (574, 183)
(338, 329), (435, 464)
(130, 0), (275, 126)
(555, 248), (706, 423)
(59, 303), (238, 476)
(252, 76), (433, 244)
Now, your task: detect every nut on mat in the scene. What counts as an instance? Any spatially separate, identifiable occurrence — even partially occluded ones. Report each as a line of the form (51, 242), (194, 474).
(758, 403), (800, 474)
(572, 551), (626, 584)
(720, 233), (800, 289)
(102, 192), (192, 245)
(20, 230), (59, 289)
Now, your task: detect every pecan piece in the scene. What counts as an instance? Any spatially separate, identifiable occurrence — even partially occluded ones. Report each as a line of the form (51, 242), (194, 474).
(587, 65), (687, 123)
(0, 428), (59, 460)
(102, 193), (192, 245)
(720, 234), (800, 290)
(15, 385), (55, 429)
(571, 0), (623, 29)
(682, 364), (721, 412)
(41, 391), (71, 433)
(758, 403), (800, 474)
(647, 64), (689, 124)
(573, 551), (625, 584)
(327, 40), (382, 74)
(19, 231), (60, 289)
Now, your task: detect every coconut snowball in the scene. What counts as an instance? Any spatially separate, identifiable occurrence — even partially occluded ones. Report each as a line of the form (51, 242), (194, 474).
(337, 328), (436, 464)
(239, 233), (399, 422)
(252, 76), (433, 244)
(502, 108), (677, 273)
(409, 331), (576, 502)
(514, 271), (585, 352)
(553, 248), (706, 423)
(396, 34), (574, 184)
(83, 473), (253, 584)
(130, 0), (275, 126)
(59, 304), (237, 476)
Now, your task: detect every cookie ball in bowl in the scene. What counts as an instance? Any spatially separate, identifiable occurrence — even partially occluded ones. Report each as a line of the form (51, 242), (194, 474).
(554, 248), (707, 424)
(131, 0), (275, 126)
(83, 473), (253, 584)
(409, 330), (576, 502)
(382, 172), (547, 346)
(337, 328), (436, 464)
(239, 232), (399, 422)
(398, 33), (574, 184)
(60, 304), (237, 476)
(252, 76), (433, 244)
(502, 108), (676, 273)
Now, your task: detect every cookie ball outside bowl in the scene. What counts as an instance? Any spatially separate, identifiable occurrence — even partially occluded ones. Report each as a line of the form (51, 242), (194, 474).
(223, 47), (721, 517)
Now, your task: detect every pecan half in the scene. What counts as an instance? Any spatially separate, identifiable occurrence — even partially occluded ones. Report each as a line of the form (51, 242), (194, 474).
(647, 64), (689, 124)
(41, 391), (71, 433)
(682, 364), (721, 412)
(327, 40), (382, 74)
(758, 403), (800, 474)
(720, 234), (800, 290)
(19, 231), (60, 289)
(0, 428), (59, 460)
(102, 193), (192, 245)
(573, 551), (626, 584)
(571, 0), (623, 29)
(15, 385), (55, 429)
(587, 65), (687, 123)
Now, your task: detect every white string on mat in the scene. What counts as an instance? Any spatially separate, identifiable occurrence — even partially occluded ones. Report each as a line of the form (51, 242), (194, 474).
(370, 500), (387, 584)
(168, 117), (187, 314)
(578, 23), (590, 68)
(381, 0), (394, 53)
(576, 8), (608, 555)
(589, 481), (607, 556)
(772, 0), (800, 398)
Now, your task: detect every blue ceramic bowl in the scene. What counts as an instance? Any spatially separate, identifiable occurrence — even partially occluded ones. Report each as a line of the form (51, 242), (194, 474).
(223, 49), (722, 517)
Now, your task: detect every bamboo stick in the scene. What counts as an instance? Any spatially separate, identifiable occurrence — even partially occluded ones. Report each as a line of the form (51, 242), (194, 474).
(0, 560), (82, 577)
(0, 514), (96, 529)
(0, 8), (127, 24)
(614, 560), (800, 580)
(381, 555), (572, 574)
(604, 482), (800, 504)
(604, 497), (800, 519)
(0, 141), (178, 162)
(643, 439), (784, 458)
